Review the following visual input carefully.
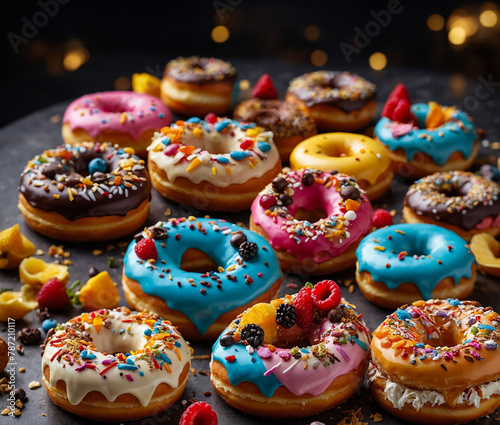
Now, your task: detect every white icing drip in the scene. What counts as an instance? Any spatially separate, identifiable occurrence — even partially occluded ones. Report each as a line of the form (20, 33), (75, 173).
(368, 364), (500, 410)
(148, 125), (280, 187)
(42, 310), (191, 407)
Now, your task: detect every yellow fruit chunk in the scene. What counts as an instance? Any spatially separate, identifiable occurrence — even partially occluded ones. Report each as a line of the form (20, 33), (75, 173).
(79, 271), (120, 311)
(425, 101), (447, 129)
(19, 257), (69, 289)
(470, 233), (500, 276)
(132, 73), (161, 98)
(0, 285), (38, 322)
(0, 225), (36, 269)
(239, 303), (277, 344)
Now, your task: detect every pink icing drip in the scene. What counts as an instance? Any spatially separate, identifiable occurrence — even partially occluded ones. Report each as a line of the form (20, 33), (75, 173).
(476, 216), (494, 230)
(258, 318), (369, 396)
(251, 172), (373, 263)
(63, 91), (172, 140)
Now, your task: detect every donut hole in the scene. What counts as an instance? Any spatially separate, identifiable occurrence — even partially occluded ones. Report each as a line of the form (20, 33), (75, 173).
(179, 248), (219, 273)
(97, 100), (130, 114)
(318, 144), (354, 158)
(189, 136), (234, 155)
(437, 184), (468, 198)
(294, 207), (328, 223)
(421, 324), (463, 348)
(86, 325), (145, 355)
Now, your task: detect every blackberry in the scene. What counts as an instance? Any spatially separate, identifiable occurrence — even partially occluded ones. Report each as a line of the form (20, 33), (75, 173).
(276, 303), (296, 329)
(240, 324), (264, 347)
(239, 242), (258, 261)
(18, 327), (41, 345)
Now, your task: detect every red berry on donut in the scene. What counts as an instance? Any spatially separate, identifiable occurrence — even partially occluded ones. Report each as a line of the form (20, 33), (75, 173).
(392, 99), (415, 124)
(252, 74), (279, 100)
(293, 287), (314, 328)
(311, 280), (341, 311)
(373, 209), (393, 228)
(37, 278), (69, 310)
(180, 401), (218, 425)
(382, 97), (399, 120)
(259, 194), (276, 209)
(135, 238), (158, 261)
(204, 113), (217, 124)
(388, 83), (411, 104)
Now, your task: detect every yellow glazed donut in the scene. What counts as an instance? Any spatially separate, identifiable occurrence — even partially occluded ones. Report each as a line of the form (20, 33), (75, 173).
(290, 133), (393, 200)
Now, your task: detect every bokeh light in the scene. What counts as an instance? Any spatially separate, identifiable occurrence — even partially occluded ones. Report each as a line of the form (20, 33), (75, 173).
(427, 14), (445, 31)
(369, 52), (387, 70)
(480, 10), (498, 27)
(448, 26), (467, 45)
(211, 26), (230, 43)
(310, 49), (327, 66)
(304, 25), (320, 41)
(63, 47), (89, 71)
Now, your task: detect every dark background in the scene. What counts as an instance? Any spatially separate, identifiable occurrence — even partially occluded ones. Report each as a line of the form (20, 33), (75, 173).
(1, 0), (500, 127)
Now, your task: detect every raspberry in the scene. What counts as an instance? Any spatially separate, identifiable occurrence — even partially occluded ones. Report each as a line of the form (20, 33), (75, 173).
(311, 280), (341, 311)
(392, 99), (415, 124)
(204, 113), (217, 124)
(373, 209), (393, 228)
(179, 401), (218, 425)
(36, 278), (69, 310)
(251, 74), (278, 99)
(134, 238), (158, 261)
(387, 83), (411, 103)
(293, 287), (314, 329)
(381, 97), (399, 119)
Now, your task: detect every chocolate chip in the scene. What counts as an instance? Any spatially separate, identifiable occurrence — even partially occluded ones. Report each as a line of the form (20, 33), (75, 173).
(13, 388), (27, 402)
(330, 170), (338, 175)
(272, 177), (288, 193)
(340, 185), (360, 200)
(91, 171), (107, 183)
(301, 172), (314, 186)
(64, 172), (82, 187)
(220, 334), (235, 347)
(230, 231), (247, 248)
(43, 164), (63, 179)
(18, 328), (41, 345)
(293, 352), (302, 359)
(88, 266), (99, 277)
(328, 307), (343, 323)
(36, 308), (52, 323)
(278, 193), (293, 206)
(150, 226), (168, 240)
(134, 232), (144, 243)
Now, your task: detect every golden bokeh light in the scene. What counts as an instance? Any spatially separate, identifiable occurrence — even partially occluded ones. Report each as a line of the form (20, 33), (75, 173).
(448, 26), (467, 45)
(310, 50), (327, 67)
(239, 79), (250, 90)
(369, 52), (387, 71)
(63, 47), (89, 71)
(114, 76), (131, 91)
(211, 25), (230, 43)
(427, 14), (445, 31)
(480, 10), (498, 27)
(304, 25), (320, 41)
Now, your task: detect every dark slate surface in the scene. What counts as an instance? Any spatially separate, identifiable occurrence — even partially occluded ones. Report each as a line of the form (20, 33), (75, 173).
(0, 62), (499, 424)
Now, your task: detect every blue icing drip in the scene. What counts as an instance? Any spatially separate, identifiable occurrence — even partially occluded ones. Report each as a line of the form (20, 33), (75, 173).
(123, 218), (282, 335)
(356, 223), (475, 300)
(374, 103), (477, 166)
(212, 334), (282, 397)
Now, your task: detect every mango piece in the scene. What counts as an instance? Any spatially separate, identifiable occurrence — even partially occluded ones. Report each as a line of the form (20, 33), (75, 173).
(425, 101), (447, 129)
(132, 73), (161, 98)
(19, 257), (69, 289)
(0, 285), (38, 322)
(470, 233), (500, 276)
(0, 225), (36, 269)
(79, 271), (120, 311)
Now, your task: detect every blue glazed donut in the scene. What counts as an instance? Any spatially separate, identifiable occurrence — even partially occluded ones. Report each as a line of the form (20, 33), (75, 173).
(375, 103), (480, 178)
(122, 217), (282, 339)
(355, 223), (476, 309)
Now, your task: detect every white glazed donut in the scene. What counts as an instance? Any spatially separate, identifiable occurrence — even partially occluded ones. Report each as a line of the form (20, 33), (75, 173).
(42, 307), (191, 421)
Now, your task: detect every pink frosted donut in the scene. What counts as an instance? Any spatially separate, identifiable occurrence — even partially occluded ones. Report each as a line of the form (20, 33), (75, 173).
(250, 168), (373, 275)
(62, 91), (172, 157)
